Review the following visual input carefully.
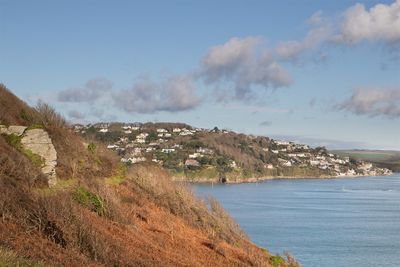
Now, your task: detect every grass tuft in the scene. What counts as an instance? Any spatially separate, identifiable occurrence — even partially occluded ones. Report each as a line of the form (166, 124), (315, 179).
(0, 247), (45, 267)
(73, 186), (106, 216)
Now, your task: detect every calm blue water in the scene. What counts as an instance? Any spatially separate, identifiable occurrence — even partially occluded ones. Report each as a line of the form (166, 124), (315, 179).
(194, 174), (400, 267)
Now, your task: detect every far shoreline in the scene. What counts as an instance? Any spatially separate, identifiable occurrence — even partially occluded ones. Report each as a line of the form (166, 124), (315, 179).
(174, 173), (396, 185)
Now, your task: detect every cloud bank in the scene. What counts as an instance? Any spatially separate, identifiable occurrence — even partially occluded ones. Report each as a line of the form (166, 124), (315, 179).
(57, 1), (400, 120)
(112, 75), (201, 113)
(276, 0), (400, 61)
(335, 0), (400, 44)
(276, 11), (333, 61)
(337, 87), (400, 118)
(58, 78), (113, 103)
(200, 36), (293, 100)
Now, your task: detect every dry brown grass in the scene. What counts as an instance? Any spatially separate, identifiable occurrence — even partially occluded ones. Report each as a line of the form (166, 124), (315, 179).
(0, 84), (41, 126)
(35, 101), (66, 128)
(0, 85), (300, 267)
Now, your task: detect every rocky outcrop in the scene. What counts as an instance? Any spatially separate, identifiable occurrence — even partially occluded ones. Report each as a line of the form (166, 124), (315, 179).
(21, 129), (57, 186)
(0, 125), (27, 136)
(1, 125), (57, 186)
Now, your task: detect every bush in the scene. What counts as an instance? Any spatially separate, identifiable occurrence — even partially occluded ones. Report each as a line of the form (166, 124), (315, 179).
(35, 101), (66, 128)
(270, 255), (286, 267)
(23, 148), (45, 168)
(127, 164), (246, 244)
(73, 187), (106, 216)
(87, 143), (96, 154)
(2, 133), (22, 150)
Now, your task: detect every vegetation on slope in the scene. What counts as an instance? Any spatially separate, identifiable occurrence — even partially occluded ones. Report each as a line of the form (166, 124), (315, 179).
(0, 85), (300, 266)
(78, 122), (391, 182)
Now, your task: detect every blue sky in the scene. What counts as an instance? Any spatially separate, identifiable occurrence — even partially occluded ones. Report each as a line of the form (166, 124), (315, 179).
(1, 0), (400, 150)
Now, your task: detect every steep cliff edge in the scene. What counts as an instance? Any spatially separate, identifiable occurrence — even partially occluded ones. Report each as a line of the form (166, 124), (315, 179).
(0, 85), (300, 266)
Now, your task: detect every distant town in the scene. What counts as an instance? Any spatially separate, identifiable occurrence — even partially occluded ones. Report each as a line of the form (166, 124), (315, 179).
(72, 122), (393, 182)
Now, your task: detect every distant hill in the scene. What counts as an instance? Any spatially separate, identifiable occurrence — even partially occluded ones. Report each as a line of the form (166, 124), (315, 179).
(332, 150), (400, 172)
(75, 122), (392, 182)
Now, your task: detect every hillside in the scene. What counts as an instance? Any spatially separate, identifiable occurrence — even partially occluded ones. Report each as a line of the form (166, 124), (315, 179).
(74, 122), (392, 183)
(333, 150), (400, 172)
(0, 85), (300, 266)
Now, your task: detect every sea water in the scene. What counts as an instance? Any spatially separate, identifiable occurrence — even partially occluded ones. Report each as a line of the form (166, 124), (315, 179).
(194, 174), (400, 267)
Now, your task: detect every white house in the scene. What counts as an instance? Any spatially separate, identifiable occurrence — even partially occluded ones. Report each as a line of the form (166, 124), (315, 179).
(196, 147), (213, 154)
(266, 164), (274, 169)
(121, 157), (146, 164)
(189, 153), (202, 159)
(275, 140), (290, 146)
(179, 131), (193, 136)
(162, 148), (175, 153)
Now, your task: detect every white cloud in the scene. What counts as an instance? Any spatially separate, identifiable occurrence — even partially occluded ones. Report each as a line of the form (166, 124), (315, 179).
(112, 74), (201, 113)
(337, 87), (400, 118)
(276, 11), (333, 61)
(276, 1), (400, 61)
(200, 37), (293, 100)
(58, 77), (112, 103)
(335, 0), (400, 44)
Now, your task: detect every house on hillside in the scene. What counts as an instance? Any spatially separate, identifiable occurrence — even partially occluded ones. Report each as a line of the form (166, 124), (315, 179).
(161, 148), (175, 153)
(179, 130), (193, 136)
(189, 153), (202, 159)
(185, 159), (200, 167)
(196, 147), (213, 154)
(275, 140), (290, 146)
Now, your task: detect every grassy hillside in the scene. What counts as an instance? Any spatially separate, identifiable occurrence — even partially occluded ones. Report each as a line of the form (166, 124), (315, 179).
(333, 150), (400, 172)
(78, 121), (392, 182)
(0, 85), (299, 266)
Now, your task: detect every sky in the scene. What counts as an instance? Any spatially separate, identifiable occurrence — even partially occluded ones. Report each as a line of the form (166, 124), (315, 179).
(1, 0), (400, 150)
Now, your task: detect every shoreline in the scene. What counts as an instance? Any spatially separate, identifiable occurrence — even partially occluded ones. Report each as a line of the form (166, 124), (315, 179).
(173, 173), (395, 185)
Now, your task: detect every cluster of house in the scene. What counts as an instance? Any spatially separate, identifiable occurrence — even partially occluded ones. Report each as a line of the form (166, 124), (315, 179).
(72, 123), (392, 177)
(73, 123), (228, 167)
(269, 140), (392, 176)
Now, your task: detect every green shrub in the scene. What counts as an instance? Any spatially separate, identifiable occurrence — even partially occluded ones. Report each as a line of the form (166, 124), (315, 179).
(105, 164), (127, 185)
(2, 134), (44, 168)
(87, 143), (97, 154)
(270, 255), (286, 267)
(23, 148), (45, 168)
(2, 133), (22, 150)
(73, 187), (106, 216)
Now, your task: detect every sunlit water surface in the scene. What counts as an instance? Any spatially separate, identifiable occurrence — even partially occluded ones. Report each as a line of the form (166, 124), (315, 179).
(194, 174), (400, 267)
